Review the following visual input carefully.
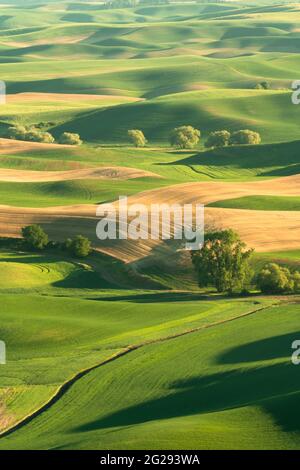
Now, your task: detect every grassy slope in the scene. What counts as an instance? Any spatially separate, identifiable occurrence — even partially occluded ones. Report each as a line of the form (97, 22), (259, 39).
(0, 0), (299, 450)
(209, 195), (300, 211)
(1, 301), (299, 449)
(52, 89), (298, 144)
(0, 248), (271, 434)
(0, 178), (169, 207)
(1, 138), (300, 209)
(0, 3), (300, 145)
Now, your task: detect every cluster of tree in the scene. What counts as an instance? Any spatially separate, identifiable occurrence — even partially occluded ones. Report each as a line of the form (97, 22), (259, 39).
(103, 0), (140, 8)
(127, 126), (261, 149)
(205, 129), (261, 149)
(63, 236), (92, 258)
(8, 125), (55, 144)
(256, 263), (300, 295)
(191, 229), (300, 295)
(7, 125), (82, 146)
(128, 126), (201, 149)
(21, 225), (91, 258)
(102, 0), (169, 8)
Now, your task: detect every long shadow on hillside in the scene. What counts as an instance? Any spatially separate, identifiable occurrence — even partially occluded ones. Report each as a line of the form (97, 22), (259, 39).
(40, 217), (196, 290)
(88, 292), (215, 303)
(74, 332), (300, 435)
(220, 331), (300, 364)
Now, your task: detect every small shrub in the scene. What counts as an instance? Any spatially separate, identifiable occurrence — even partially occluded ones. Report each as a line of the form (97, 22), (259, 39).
(7, 125), (27, 140)
(255, 81), (270, 90)
(58, 132), (82, 145)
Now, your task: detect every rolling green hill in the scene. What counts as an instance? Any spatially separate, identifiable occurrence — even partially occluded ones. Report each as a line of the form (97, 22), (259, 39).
(0, 0), (300, 451)
(0, 297), (298, 450)
(209, 195), (300, 211)
(52, 89), (298, 144)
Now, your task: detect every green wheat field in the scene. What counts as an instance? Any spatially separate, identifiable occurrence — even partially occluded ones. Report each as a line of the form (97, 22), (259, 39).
(0, 0), (300, 450)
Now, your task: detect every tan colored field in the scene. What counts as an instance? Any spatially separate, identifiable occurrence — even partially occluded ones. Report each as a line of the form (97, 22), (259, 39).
(0, 138), (71, 154)
(0, 166), (161, 182)
(6, 93), (142, 104)
(1, 35), (92, 48)
(1, 173), (300, 261)
(126, 174), (300, 206)
(0, 203), (299, 262)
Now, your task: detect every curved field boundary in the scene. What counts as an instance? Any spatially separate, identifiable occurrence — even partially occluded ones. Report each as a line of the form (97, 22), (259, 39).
(0, 301), (282, 440)
(0, 166), (161, 182)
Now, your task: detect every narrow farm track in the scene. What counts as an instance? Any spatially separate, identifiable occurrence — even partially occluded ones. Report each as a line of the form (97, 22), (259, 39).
(0, 300), (284, 440)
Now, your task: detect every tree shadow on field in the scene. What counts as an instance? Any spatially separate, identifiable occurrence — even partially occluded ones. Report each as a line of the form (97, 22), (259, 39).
(74, 332), (300, 436)
(91, 291), (209, 303)
(220, 331), (300, 364)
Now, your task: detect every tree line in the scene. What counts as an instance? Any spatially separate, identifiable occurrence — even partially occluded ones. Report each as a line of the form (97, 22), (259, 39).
(7, 125), (82, 146)
(6, 123), (261, 149)
(128, 126), (261, 149)
(20, 224), (300, 296)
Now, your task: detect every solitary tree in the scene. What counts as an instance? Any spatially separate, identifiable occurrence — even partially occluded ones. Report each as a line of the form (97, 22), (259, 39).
(230, 129), (261, 146)
(170, 125), (200, 149)
(128, 129), (147, 148)
(59, 132), (82, 145)
(22, 224), (49, 250)
(205, 130), (231, 149)
(191, 229), (253, 294)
